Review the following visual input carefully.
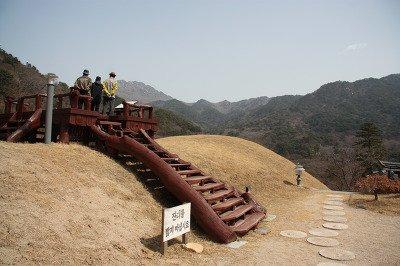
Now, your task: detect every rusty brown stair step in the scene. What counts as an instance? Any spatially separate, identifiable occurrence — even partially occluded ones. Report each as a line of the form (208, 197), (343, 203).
(0, 126), (18, 131)
(193, 182), (225, 192)
(133, 138), (146, 143)
(183, 175), (212, 185)
(161, 157), (179, 162)
(212, 197), (244, 212)
(177, 169), (201, 176)
(203, 188), (234, 202)
(99, 121), (122, 126)
(169, 163), (191, 168)
(230, 212), (265, 236)
(8, 120), (27, 125)
(219, 204), (253, 222)
(154, 150), (168, 155)
(0, 132), (9, 139)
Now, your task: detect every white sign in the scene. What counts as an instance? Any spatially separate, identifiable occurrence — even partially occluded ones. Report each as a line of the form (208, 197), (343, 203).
(162, 203), (191, 242)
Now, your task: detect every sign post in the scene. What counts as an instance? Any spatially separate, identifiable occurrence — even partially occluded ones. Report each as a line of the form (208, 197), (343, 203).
(161, 203), (191, 255)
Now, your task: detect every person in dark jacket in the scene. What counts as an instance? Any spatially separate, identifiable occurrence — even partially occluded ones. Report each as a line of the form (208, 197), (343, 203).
(90, 76), (103, 112)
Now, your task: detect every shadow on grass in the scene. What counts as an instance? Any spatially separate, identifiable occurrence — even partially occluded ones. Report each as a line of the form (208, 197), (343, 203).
(90, 151), (216, 244)
(283, 180), (295, 186)
(140, 235), (186, 254)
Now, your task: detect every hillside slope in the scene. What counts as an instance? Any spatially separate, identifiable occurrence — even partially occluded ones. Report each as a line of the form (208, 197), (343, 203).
(0, 49), (69, 109)
(0, 136), (326, 264)
(158, 135), (326, 204)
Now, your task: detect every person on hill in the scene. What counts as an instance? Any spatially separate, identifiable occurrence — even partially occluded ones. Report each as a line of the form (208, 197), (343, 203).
(90, 76), (103, 112)
(102, 72), (118, 115)
(74, 69), (92, 108)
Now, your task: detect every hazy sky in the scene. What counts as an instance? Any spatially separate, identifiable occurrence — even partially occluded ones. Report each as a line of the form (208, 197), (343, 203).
(1, 0), (399, 102)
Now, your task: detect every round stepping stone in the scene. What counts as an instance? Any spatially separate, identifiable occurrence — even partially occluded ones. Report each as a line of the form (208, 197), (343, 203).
(327, 198), (344, 202)
(319, 248), (356, 261)
(256, 227), (270, 235)
(309, 228), (339, 237)
(306, 236), (339, 247)
(280, 230), (307, 238)
(323, 205), (344, 211)
(323, 210), (346, 216)
(226, 240), (247, 249)
(317, 262), (346, 266)
(327, 194), (343, 198)
(324, 201), (344, 206)
(323, 216), (348, 223)
(263, 214), (276, 222)
(323, 223), (348, 230)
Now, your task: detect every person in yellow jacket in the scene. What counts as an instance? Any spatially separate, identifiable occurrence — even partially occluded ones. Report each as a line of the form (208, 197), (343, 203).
(102, 72), (118, 115)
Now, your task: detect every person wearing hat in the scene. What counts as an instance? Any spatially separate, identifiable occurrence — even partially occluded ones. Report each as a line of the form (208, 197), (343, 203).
(90, 76), (103, 112)
(74, 69), (92, 108)
(102, 72), (118, 115)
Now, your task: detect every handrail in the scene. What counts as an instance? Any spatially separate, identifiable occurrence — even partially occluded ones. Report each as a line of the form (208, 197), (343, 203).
(122, 101), (153, 119)
(4, 97), (17, 114)
(90, 125), (237, 243)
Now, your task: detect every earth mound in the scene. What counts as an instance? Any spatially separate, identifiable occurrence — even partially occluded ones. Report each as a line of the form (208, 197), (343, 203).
(0, 135), (326, 264)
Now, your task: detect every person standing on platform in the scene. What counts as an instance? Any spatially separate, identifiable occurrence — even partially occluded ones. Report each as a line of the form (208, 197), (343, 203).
(90, 76), (103, 112)
(74, 69), (92, 109)
(102, 72), (118, 116)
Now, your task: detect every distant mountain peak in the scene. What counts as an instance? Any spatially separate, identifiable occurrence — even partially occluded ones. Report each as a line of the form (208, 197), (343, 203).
(117, 80), (173, 104)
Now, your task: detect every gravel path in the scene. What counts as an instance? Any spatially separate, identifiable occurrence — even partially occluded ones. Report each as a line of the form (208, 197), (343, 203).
(170, 190), (400, 265)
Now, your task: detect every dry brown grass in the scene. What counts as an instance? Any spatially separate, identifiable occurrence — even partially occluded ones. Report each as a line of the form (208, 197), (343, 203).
(158, 135), (327, 207)
(348, 193), (400, 216)
(0, 135), (327, 264)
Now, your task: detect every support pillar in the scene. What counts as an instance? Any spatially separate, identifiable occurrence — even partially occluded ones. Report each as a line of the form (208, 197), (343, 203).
(45, 83), (55, 144)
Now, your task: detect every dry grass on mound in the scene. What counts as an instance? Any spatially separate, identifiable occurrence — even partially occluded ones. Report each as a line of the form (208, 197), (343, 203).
(0, 142), (162, 264)
(348, 193), (400, 216)
(158, 135), (327, 209)
(1, 135), (327, 264)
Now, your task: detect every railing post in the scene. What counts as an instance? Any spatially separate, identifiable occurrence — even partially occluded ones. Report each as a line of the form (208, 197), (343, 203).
(123, 101), (130, 118)
(4, 98), (12, 114)
(70, 90), (79, 109)
(45, 83), (55, 144)
(56, 97), (63, 109)
(138, 107), (143, 118)
(17, 99), (24, 117)
(35, 94), (42, 110)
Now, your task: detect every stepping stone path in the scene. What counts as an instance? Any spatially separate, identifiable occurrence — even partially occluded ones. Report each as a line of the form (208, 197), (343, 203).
(317, 262), (346, 266)
(324, 201), (344, 206)
(323, 210), (346, 216)
(263, 214), (276, 222)
(328, 198), (344, 202)
(323, 216), (347, 223)
(309, 193), (355, 263)
(256, 227), (270, 235)
(280, 230), (307, 238)
(226, 240), (247, 249)
(309, 228), (339, 237)
(323, 223), (349, 230)
(281, 192), (355, 263)
(327, 194), (344, 198)
(307, 237), (339, 247)
(319, 248), (356, 261)
(323, 205), (344, 211)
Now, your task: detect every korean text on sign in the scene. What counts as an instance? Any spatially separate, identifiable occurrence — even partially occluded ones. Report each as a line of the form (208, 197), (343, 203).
(162, 203), (191, 242)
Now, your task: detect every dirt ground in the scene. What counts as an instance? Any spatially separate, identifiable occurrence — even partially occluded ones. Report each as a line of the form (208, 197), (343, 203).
(348, 193), (400, 216)
(1, 136), (399, 265)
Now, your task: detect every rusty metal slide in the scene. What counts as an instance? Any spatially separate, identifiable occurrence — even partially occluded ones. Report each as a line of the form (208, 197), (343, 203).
(0, 108), (43, 142)
(90, 122), (266, 243)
